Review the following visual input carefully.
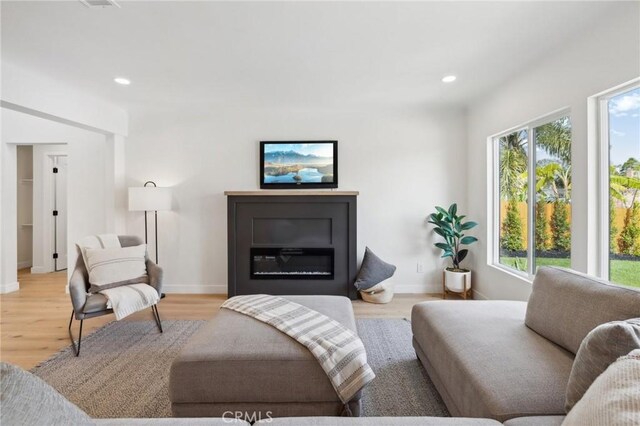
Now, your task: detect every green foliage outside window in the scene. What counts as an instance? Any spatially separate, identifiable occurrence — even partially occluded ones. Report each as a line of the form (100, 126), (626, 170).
(618, 202), (640, 257)
(550, 200), (571, 252)
(501, 201), (524, 252)
(535, 201), (550, 251)
(610, 196), (618, 253)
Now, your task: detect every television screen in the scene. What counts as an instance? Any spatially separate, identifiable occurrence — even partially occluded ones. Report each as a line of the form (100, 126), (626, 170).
(260, 141), (338, 189)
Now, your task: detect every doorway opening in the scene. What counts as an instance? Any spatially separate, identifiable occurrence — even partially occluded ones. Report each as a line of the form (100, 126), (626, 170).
(16, 144), (68, 277)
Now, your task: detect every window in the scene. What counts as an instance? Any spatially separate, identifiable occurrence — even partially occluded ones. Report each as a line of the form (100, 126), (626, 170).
(493, 112), (572, 277)
(497, 129), (529, 272)
(599, 84), (640, 288)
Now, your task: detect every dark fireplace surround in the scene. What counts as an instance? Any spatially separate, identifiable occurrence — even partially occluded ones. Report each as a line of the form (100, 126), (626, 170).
(226, 192), (358, 299)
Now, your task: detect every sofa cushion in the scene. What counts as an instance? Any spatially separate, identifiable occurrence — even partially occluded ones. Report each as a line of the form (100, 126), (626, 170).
(255, 417), (501, 425)
(502, 416), (565, 426)
(411, 301), (573, 422)
(0, 362), (93, 425)
(525, 267), (640, 355)
(565, 318), (640, 411)
(95, 419), (249, 425)
(563, 349), (640, 426)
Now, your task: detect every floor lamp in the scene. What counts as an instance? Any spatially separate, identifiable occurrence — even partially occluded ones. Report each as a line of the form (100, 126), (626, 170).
(128, 181), (173, 264)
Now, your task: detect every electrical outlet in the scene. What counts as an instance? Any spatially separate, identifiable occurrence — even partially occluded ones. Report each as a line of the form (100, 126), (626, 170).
(417, 262), (424, 273)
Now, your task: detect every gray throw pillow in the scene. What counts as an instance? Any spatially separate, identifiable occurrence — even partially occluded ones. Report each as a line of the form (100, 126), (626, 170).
(354, 247), (396, 291)
(565, 318), (640, 412)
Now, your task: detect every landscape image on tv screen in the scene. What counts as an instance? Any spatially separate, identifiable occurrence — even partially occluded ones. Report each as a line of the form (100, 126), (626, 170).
(263, 142), (335, 185)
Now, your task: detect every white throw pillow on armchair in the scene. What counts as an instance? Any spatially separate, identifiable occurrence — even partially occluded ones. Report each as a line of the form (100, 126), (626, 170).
(85, 244), (149, 293)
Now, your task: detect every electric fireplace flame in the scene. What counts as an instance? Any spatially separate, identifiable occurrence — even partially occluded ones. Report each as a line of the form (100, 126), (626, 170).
(251, 248), (334, 280)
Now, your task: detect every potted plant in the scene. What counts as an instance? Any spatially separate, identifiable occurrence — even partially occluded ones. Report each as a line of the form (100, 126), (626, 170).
(428, 203), (478, 296)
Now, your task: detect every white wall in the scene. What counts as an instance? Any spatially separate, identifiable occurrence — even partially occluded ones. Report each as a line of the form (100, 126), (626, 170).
(126, 105), (467, 293)
(466, 3), (640, 301)
(1, 60), (128, 136)
(2, 109), (108, 288)
(16, 146), (33, 269)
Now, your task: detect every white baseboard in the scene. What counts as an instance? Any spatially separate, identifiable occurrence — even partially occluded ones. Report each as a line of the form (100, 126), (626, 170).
(472, 288), (488, 300)
(162, 284), (227, 294)
(394, 283), (441, 294)
(17, 260), (32, 269)
(0, 281), (20, 294)
(162, 283), (442, 295)
(31, 266), (51, 274)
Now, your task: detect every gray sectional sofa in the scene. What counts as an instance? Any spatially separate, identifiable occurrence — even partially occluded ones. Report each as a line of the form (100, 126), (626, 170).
(3, 266), (638, 425)
(412, 266), (640, 423)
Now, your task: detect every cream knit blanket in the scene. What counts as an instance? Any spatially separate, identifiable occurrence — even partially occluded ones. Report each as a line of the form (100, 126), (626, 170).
(221, 294), (375, 406)
(102, 283), (160, 320)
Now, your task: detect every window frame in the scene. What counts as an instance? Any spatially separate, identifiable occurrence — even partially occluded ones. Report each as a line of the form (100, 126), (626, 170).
(596, 80), (640, 281)
(490, 108), (572, 280)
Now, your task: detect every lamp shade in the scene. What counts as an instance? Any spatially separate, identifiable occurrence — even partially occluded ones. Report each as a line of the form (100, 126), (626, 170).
(128, 187), (173, 211)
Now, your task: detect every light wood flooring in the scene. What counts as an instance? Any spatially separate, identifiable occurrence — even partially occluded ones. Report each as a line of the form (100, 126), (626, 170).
(1, 269), (442, 370)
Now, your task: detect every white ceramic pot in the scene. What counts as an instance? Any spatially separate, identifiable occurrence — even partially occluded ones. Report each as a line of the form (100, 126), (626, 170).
(444, 268), (471, 293)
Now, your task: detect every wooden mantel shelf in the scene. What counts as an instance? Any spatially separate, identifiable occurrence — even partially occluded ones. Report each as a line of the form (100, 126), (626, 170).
(224, 190), (359, 196)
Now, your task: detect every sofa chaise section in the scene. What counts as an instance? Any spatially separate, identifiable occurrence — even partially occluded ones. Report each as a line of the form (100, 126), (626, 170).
(411, 266), (640, 422)
(412, 300), (573, 422)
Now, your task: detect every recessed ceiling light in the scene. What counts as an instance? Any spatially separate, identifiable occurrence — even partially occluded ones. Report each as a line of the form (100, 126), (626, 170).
(442, 75), (457, 83)
(114, 77), (131, 85)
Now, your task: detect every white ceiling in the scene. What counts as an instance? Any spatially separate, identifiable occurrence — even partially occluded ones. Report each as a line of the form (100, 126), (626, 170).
(0, 1), (625, 110)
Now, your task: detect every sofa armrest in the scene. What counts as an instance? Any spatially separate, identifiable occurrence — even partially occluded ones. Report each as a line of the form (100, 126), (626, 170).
(146, 259), (164, 296)
(69, 266), (88, 315)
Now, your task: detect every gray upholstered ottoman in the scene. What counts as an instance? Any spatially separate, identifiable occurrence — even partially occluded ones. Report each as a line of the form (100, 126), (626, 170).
(169, 295), (362, 418)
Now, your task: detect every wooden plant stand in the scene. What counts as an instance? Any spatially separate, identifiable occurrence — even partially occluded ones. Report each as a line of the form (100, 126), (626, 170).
(442, 270), (473, 300)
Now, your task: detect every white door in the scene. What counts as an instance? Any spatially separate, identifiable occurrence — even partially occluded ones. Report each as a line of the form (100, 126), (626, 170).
(54, 156), (68, 271)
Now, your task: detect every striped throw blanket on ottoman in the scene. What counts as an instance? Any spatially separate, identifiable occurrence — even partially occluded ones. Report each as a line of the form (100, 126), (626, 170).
(221, 294), (375, 412)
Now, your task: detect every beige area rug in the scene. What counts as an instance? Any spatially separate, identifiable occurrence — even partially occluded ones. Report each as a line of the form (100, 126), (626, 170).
(31, 319), (449, 418)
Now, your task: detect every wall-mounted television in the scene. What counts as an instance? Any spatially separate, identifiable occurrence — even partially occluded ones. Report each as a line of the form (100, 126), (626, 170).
(260, 141), (338, 189)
